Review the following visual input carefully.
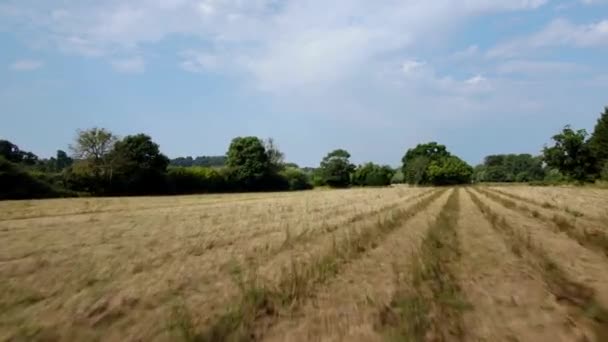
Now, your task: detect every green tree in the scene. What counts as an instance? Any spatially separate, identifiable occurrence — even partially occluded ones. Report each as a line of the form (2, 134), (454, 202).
(0, 140), (38, 165)
(70, 128), (117, 180)
(110, 134), (170, 194)
(589, 107), (608, 167)
(280, 167), (312, 190)
(426, 156), (473, 185)
(319, 149), (354, 188)
(543, 126), (597, 182)
(226, 136), (272, 189)
(264, 138), (285, 171)
(403, 156), (430, 185)
(402, 142), (450, 185)
(56, 150), (73, 170)
(601, 161), (608, 181)
(352, 163), (394, 186)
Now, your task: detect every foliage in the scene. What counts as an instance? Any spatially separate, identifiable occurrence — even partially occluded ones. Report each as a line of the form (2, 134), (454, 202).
(404, 156), (431, 185)
(226, 137), (272, 190)
(167, 166), (226, 194)
(543, 126), (597, 182)
(264, 138), (285, 172)
(589, 107), (608, 166)
(0, 157), (68, 199)
(601, 162), (608, 181)
(352, 163), (394, 186)
(401, 142), (471, 186)
(474, 154), (544, 183)
(279, 167), (313, 191)
(319, 149), (355, 188)
(110, 134), (170, 194)
(391, 169), (405, 184)
(170, 155), (227, 167)
(426, 156), (473, 186)
(0, 139), (38, 165)
(70, 128), (117, 182)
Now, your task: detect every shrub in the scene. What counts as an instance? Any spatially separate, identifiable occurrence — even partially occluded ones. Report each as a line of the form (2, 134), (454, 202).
(167, 166), (226, 194)
(280, 168), (313, 191)
(426, 156), (473, 186)
(602, 161), (608, 181)
(0, 157), (67, 199)
(352, 163), (394, 187)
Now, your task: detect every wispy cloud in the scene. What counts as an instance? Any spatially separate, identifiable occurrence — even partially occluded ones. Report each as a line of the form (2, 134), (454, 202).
(179, 51), (221, 73)
(9, 59), (44, 71)
(488, 18), (608, 58)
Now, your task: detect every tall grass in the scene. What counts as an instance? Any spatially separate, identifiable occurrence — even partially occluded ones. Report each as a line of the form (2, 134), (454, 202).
(468, 189), (608, 340)
(196, 189), (447, 341)
(380, 189), (469, 341)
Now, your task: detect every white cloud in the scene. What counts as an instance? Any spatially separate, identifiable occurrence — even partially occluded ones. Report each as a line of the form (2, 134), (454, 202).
(496, 60), (584, 74)
(489, 18), (608, 58)
(465, 75), (486, 85)
(9, 59), (44, 71)
(0, 0), (551, 89)
(179, 51), (221, 73)
(110, 57), (145, 73)
(401, 60), (426, 74)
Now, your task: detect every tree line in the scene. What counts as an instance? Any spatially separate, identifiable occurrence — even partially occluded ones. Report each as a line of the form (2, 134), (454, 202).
(473, 107), (608, 184)
(1, 106), (607, 199)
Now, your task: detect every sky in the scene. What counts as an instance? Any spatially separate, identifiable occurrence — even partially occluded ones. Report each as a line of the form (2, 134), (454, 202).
(1, 0), (607, 167)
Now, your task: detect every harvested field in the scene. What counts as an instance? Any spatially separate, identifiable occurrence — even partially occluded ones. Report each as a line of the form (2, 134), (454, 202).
(1, 185), (608, 341)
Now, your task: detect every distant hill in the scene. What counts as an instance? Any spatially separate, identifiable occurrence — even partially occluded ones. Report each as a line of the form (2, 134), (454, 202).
(170, 155), (227, 167)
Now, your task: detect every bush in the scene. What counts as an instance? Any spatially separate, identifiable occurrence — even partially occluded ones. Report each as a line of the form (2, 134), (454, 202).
(426, 156), (473, 186)
(391, 169), (404, 184)
(602, 161), (608, 181)
(0, 157), (69, 199)
(167, 166), (226, 194)
(280, 168), (313, 191)
(352, 163), (394, 187)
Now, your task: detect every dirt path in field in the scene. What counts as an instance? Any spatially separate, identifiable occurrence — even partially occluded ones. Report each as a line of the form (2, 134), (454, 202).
(457, 190), (588, 341)
(470, 188), (608, 340)
(258, 189), (453, 342)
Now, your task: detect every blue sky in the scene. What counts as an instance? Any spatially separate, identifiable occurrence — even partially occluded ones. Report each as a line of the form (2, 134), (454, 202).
(1, 0), (607, 167)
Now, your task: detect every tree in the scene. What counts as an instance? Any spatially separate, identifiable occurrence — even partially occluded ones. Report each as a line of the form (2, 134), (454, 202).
(109, 134), (170, 194)
(601, 161), (608, 181)
(474, 154), (544, 183)
(0, 140), (22, 163)
(352, 163), (394, 186)
(0, 140), (38, 164)
(402, 142), (450, 165)
(543, 126), (597, 182)
(56, 150), (73, 170)
(589, 107), (608, 167)
(319, 149), (354, 188)
(264, 138), (285, 171)
(280, 167), (312, 190)
(0, 156), (64, 199)
(226, 136), (272, 189)
(401, 142), (472, 186)
(426, 156), (473, 185)
(70, 128), (117, 179)
(402, 142), (451, 185)
(404, 156), (430, 185)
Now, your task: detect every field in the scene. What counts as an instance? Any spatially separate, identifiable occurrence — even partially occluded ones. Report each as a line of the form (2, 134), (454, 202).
(1, 186), (608, 341)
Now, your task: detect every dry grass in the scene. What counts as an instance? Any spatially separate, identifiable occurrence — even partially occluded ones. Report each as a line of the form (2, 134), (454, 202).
(480, 187), (608, 258)
(0, 187), (434, 341)
(2, 185), (608, 341)
(380, 189), (469, 341)
(469, 188), (608, 340)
